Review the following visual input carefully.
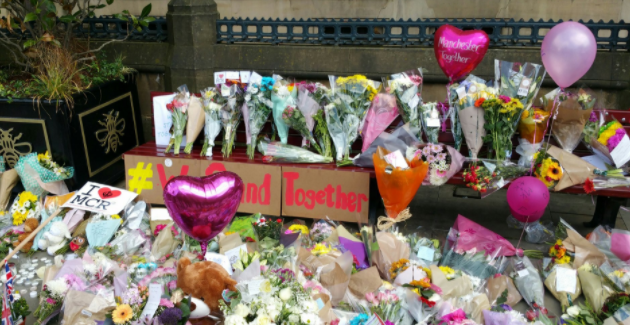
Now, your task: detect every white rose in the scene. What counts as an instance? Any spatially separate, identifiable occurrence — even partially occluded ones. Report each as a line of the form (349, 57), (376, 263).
(254, 313), (271, 325)
(567, 306), (580, 317)
(225, 315), (247, 325)
(279, 288), (292, 301)
(288, 314), (300, 323)
(268, 309), (279, 320)
(428, 294), (441, 302)
(234, 303), (251, 318)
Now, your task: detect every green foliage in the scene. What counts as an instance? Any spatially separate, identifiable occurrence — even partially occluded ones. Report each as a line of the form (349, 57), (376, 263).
(12, 298), (31, 319)
(81, 54), (133, 86)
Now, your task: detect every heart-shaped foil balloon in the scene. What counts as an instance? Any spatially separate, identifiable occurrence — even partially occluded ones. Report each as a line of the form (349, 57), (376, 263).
(163, 172), (244, 255)
(434, 24), (489, 81)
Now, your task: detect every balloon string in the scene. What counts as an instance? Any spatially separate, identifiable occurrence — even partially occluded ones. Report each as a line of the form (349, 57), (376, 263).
(544, 88), (564, 152)
(442, 83), (453, 132)
(516, 215), (530, 250)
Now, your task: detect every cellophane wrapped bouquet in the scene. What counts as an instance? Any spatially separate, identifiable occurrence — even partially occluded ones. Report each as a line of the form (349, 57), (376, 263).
(289, 81), (324, 154)
(448, 75), (495, 159)
(15, 151), (74, 196)
(583, 109), (630, 168)
(326, 74), (379, 166)
(373, 147), (428, 224)
(360, 92), (399, 153)
(545, 87), (596, 153)
(220, 82), (244, 158)
(516, 107), (551, 166)
(258, 139), (332, 163)
(164, 85), (190, 155)
(271, 78), (296, 144)
(386, 68), (423, 140)
(407, 143), (464, 186)
(244, 76), (274, 159)
(490, 60), (545, 161)
(200, 87), (226, 157)
(10, 190), (40, 225)
(420, 102), (442, 144)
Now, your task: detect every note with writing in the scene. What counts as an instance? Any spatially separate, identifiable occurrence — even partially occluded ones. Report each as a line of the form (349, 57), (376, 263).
(141, 283), (163, 319)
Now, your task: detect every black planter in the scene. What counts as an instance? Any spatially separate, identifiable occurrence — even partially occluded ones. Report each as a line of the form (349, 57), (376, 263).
(0, 74), (144, 190)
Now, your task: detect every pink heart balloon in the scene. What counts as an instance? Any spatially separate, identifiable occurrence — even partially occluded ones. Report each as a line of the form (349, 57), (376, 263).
(163, 172), (244, 255)
(434, 25), (489, 81)
(541, 21), (597, 88)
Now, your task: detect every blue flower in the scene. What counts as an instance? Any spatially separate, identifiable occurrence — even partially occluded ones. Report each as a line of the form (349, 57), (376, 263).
(261, 77), (276, 91)
(350, 313), (369, 325)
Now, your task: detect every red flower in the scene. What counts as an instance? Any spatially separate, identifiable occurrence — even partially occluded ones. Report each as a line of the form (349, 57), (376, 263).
(419, 296), (435, 308)
(262, 156), (273, 163)
(584, 178), (596, 194)
(69, 242), (80, 252)
(276, 219), (282, 223)
(245, 237), (256, 242)
(474, 98), (485, 107)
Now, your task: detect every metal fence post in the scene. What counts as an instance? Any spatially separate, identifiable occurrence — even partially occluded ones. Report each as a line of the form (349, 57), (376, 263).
(165, 0), (218, 92)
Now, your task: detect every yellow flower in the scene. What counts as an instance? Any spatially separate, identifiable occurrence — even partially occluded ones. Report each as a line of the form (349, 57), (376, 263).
(422, 266), (432, 279)
(112, 304), (133, 324)
(556, 255), (571, 264)
(311, 243), (331, 256)
(546, 162), (562, 181)
(289, 224), (309, 235)
(224, 231), (235, 236)
(612, 270), (626, 278)
(17, 191), (37, 206)
(37, 151), (51, 162)
(12, 212), (26, 225)
(439, 266), (455, 279)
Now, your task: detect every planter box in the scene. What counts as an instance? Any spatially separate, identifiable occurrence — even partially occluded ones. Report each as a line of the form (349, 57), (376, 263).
(0, 74), (144, 190)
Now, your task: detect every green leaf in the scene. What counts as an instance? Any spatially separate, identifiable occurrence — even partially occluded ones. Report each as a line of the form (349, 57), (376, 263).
(143, 16), (155, 23)
(140, 3), (151, 17)
(122, 9), (130, 15)
(113, 13), (126, 21)
(106, 0), (113, 5)
(24, 13), (37, 23)
(43, 0), (56, 13)
(23, 39), (37, 48)
(59, 15), (74, 23)
(138, 20), (148, 27)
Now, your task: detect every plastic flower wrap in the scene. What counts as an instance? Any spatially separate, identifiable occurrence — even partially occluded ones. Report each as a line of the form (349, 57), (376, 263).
(183, 95), (204, 154)
(481, 96), (524, 162)
(243, 76), (274, 159)
(386, 68), (423, 140)
(407, 143), (465, 186)
(220, 82), (244, 158)
(252, 216), (283, 242)
(373, 147), (428, 225)
(482, 300), (529, 325)
(327, 74), (380, 166)
(298, 83), (334, 158)
(164, 85), (190, 155)
(14, 151), (74, 196)
(271, 78), (295, 144)
(9, 191), (40, 225)
(420, 102), (442, 144)
(509, 256), (546, 313)
(360, 92), (399, 153)
(448, 75), (495, 159)
(584, 109), (630, 168)
(516, 108), (550, 166)
(258, 139), (333, 163)
(578, 262), (617, 312)
(545, 87), (596, 153)
(357, 290), (407, 324)
(199, 87), (226, 157)
(282, 102), (322, 154)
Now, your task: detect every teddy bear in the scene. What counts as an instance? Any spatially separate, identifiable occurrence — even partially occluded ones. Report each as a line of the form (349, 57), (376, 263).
(13, 218), (39, 252)
(38, 221), (71, 255)
(176, 257), (238, 315)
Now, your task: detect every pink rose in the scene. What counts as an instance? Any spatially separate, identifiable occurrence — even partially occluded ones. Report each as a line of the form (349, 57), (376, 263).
(159, 298), (174, 308)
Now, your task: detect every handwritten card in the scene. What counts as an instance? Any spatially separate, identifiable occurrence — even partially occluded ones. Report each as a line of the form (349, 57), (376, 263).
(249, 72), (263, 85)
(140, 283), (163, 319)
(63, 182), (137, 215)
(153, 94), (188, 146)
(214, 72), (226, 85)
(224, 244), (248, 267)
(556, 267), (577, 294)
(205, 252), (232, 275)
(240, 71), (251, 83)
(611, 135), (630, 168)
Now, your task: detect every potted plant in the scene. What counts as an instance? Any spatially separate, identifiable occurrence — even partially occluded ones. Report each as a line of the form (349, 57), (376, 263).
(0, 0), (154, 187)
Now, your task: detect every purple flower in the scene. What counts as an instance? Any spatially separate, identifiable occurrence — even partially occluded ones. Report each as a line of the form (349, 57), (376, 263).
(589, 111), (598, 122)
(498, 95), (511, 103)
(158, 307), (183, 325)
(607, 128), (626, 151)
(499, 304), (512, 311)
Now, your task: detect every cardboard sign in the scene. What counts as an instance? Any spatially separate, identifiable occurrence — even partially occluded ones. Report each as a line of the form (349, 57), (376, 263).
(281, 167), (370, 223)
(199, 160), (282, 216)
(62, 182), (137, 214)
(125, 155), (199, 204)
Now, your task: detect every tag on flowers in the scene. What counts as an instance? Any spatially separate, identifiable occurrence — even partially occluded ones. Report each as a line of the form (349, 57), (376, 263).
(205, 252), (233, 275)
(417, 246), (435, 261)
(611, 134), (630, 167)
(384, 150), (409, 169)
(517, 77), (532, 97)
(456, 86), (466, 99)
(556, 267), (577, 294)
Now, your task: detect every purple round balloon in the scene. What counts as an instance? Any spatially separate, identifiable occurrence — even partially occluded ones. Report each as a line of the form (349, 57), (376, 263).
(163, 172), (244, 254)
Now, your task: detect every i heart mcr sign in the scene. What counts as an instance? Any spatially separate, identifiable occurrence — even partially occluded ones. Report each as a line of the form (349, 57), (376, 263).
(63, 182), (138, 215)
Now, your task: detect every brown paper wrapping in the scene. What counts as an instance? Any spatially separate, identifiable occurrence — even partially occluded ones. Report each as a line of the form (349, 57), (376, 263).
(318, 301), (338, 324)
(547, 145), (596, 191)
(348, 266), (382, 297)
(590, 139), (615, 163)
(578, 268), (615, 312)
(62, 290), (116, 325)
(151, 222), (180, 260)
(0, 169), (18, 210)
(298, 247), (337, 273)
(72, 219), (90, 237)
(485, 274), (522, 306)
(186, 96), (205, 146)
(372, 232), (410, 281)
(543, 264), (582, 307)
(430, 265), (473, 299)
(320, 263), (350, 306)
(546, 97), (592, 152)
(458, 104), (485, 159)
(325, 228), (339, 245)
(219, 233), (243, 254)
(563, 228), (606, 268)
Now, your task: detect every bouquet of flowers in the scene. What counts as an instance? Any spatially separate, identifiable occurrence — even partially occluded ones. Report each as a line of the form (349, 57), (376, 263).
(584, 109), (630, 167)
(532, 149), (563, 189)
(460, 161), (528, 195)
(540, 228), (582, 307)
(545, 87), (596, 153)
(373, 147), (428, 229)
(481, 96), (524, 161)
(516, 107), (551, 166)
(310, 220), (334, 243)
(219, 82), (244, 158)
(164, 85), (190, 155)
(509, 256), (546, 312)
(359, 290), (406, 324)
(436, 302), (480, 325)
(420, 102), (442, 144)
(386, 68), (423, 140)
(271, 78), (295, 144)
(34, 274), (84, 324)
(449, 75), (495, 159)
(408, 143), (465, 186)
(258, 139), (333, 163)
(282, 103), (322, 155)
(360, 92), (399, 152)
(306, 83), (334, 158)
(14, 151), (74, 196)
(10, 191), (40, 225)
(199, 87), (226, 157)
(183, 95), (204, 154)
(482, 293), (529, 325)
(539, 145), (597, 191)
(294, 82), (323, 148)
(326, 74), (379, 166)
(243, 76), (274, 159)
(578, 262), (618, 312)
(252, 216), (283, 242)
(407, 235), (441, 266)
(110, 283), (192, 325)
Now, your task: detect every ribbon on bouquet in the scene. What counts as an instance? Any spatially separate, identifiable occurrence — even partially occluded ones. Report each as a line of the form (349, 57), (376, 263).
(377, 208), (412, 230)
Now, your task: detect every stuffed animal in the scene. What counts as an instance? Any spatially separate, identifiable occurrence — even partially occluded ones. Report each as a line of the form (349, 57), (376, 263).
(176, 257), (237, 313)
(13, 218), (39, 252)
(38, 221), (71, 255)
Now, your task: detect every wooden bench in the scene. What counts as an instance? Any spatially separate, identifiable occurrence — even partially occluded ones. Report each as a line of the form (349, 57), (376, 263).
(128, 91), (630, 226)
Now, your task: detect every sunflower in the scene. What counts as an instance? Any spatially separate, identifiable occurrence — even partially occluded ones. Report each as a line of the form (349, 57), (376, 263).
(112, 304), (133, 324)
(546, 162), (562, 180)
